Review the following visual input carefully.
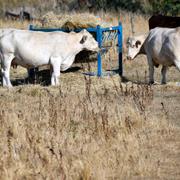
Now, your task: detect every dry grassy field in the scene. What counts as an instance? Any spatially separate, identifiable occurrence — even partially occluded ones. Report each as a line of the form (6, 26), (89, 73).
(0, 12), (180, 180)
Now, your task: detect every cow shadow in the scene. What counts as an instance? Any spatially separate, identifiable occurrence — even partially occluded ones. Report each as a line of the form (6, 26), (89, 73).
(35, 66), (82, 86)
(10, 66), (82, 86)
(74, 50), (97, 63)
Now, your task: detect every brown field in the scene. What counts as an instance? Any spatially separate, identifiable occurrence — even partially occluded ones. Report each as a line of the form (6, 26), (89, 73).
(0, 12), (180, 180)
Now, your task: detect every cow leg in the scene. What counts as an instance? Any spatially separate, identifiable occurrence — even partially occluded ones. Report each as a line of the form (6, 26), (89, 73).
(147, 55), (154, 84)
(50, 57), (61, 86)
(174, 60), (180, 72)
(1, 54), (14, 87)
(161, 66), (167, 84)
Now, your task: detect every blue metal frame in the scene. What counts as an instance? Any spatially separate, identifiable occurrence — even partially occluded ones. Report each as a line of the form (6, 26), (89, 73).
(28, 23), (123, 77)
(118, 22), (123, 76)
(97, 25), (102, 76)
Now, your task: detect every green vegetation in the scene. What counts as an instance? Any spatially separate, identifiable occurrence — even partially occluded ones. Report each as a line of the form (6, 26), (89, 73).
(0, 0), (179, 16)
(0, 0), (38, 8)
(150, 0), (180, 15)
(95, 0), (180, 15)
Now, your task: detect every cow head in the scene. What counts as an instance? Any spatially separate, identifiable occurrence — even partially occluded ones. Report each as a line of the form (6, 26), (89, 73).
(126, 35), (146, 60)
(79, 29), (99, 52)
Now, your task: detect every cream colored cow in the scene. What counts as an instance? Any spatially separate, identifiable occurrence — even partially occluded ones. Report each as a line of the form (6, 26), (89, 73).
(0, 29), (99, 87)
(127, 27), (180, 84)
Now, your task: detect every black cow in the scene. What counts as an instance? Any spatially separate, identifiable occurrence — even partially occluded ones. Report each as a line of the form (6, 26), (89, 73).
(19, 11), (32, 21)
(5, 10), (32, 21)
(5, 11), (20, 20)
(149, 15), (180, 30)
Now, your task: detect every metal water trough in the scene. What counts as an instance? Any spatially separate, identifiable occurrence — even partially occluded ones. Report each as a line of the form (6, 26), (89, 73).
(28, 23), (123, 77)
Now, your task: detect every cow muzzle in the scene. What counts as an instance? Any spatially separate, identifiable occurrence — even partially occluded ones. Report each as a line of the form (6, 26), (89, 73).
(94, 47), (100, 52)
(127, 56), (133, 60)
(91, 47), (100, 53)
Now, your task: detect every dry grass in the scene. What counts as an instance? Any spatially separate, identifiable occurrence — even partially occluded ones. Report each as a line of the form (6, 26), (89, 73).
(0, 74), (180, 179)
(0, 12), (180, 180)
(0, 19), (39, 29)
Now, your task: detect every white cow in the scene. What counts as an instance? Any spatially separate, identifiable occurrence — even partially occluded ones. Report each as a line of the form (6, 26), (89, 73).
(0, 28), (19, 68)
(0, 29), (99, 87)
(127, 27), (180, 84)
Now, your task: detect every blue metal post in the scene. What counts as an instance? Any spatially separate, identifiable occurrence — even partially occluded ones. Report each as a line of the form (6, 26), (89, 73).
(29, 24), (33, 30)
(97, 25), (102, 77)
(118, 22), (123, 76)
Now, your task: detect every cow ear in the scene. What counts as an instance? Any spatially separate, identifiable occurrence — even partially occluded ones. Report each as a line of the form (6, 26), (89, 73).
(80, 35), (87, 44)
(135, 40), (141, 48)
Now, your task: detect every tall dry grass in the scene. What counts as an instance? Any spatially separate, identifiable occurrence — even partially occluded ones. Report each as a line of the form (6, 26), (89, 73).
(0, 77), (179, 179)
(0, 11), (179, 180)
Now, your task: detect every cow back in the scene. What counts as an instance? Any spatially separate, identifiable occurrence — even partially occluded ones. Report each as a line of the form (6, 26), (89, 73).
(149, 15), (180, 30)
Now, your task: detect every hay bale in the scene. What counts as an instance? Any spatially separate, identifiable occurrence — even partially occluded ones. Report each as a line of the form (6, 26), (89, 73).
(41, 11), (61, 27)
(40, 12), (111, 30)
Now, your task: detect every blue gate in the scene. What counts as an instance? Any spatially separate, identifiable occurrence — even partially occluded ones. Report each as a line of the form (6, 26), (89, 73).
(29, 23), (123, 77)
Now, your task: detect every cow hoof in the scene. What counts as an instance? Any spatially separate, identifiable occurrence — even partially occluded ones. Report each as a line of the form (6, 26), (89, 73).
(149, 81), (154, 85)
(154, 81), (160, 85)
(149, 81), (159, 85)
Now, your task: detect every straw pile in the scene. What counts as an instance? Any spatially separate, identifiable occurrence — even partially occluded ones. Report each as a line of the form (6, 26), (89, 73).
(40, 11), (111, 30)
